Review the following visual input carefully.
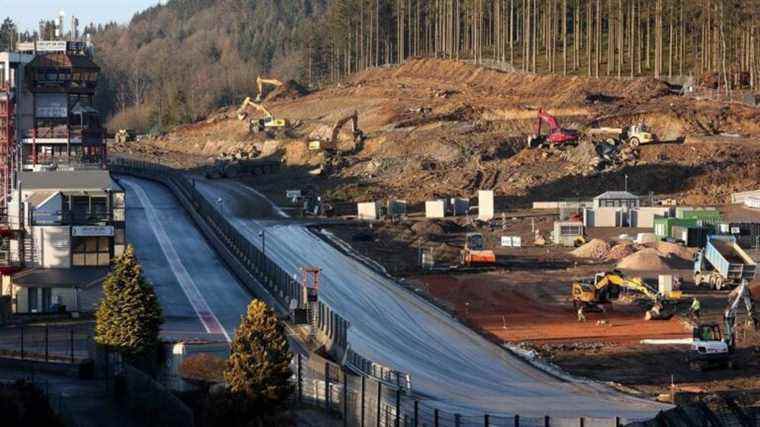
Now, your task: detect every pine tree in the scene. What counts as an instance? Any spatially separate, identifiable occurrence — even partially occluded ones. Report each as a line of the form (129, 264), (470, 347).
(95, 245), (163, 357)
(224, 300), (293, 417)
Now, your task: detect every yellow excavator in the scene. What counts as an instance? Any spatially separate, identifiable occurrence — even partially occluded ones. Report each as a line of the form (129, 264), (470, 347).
(236, 97), (290, 136)
(256, 75), (283, 102)
(308, 110), (365, 152)
(571, 271), (682, 320)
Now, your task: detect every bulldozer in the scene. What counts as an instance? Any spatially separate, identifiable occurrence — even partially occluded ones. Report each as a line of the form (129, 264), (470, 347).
(461, 232), (496, 266)
(308, 110), (365, 152)
(571, 271), (682, 320)
(236, 97), (290, 137)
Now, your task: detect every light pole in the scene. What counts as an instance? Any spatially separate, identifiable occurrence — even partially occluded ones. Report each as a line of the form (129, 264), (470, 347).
(624, 174), (629, 192)
(216, 197), (224, 214)
(259, 229), (266, 257)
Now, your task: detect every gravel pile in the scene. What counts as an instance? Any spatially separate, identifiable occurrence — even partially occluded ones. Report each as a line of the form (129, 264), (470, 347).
(571, 239), (611, 259)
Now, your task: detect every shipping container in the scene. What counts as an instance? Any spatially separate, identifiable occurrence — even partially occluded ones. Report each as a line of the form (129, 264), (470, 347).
(728, 222), (760, 237)
(676, 206), (717, 219)
(653, 216), (698, 238)
(671, 225), (711, 247)
(681, 209), (722, 223)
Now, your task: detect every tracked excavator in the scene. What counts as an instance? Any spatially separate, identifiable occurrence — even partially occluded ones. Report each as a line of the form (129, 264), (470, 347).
(688, 280), (758, 370)
(571, 271), (682, 320)
(527, 109), (579, 148)
(256, 75), (284, 102)
(308, 110), (365, 152)
(236, 97), (290, 136)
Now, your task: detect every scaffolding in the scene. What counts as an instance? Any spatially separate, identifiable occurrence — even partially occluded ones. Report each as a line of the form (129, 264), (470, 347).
(0, 83), (15, 218)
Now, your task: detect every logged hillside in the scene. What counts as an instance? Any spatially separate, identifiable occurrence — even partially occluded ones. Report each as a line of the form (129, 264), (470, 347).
(92, 0), (327, 132)
(113, 59), (760, 206)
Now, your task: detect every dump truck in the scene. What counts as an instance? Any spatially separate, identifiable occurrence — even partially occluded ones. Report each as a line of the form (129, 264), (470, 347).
(694, 235), (757, 290)
(587, 124), (655, 147)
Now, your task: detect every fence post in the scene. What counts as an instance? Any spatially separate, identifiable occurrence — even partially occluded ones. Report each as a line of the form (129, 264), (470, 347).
(514, 414), (520, 427)
(70, 328), (74, 363)
(485, 414), (490, 427)
(455, 413), (461, 427)
(343, 371), (348, 427)
(20, 325), (24, 360)
(297, 353), (303, 403)
(579, 417), (584, 427)
(434, 409), (439, 427)
(325, 362), (330, 412)
(376, 381), (382, 427)
(545, 415), (550, 427)
(413, 401), (418, 427)
(361, 375), (366, 427)
(44, 324), (49, 362)
(615, 417), (620, 427)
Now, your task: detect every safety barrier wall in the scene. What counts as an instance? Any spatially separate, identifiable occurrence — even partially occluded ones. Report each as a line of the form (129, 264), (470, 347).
(111, 159), (637, 427)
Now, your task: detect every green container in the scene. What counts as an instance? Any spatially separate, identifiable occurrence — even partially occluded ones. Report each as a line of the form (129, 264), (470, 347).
(681, 209), (722, 223)
(653, 216), (698, 238)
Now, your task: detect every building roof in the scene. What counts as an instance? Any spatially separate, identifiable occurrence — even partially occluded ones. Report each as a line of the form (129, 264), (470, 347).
(12, 267), (109, 288)
(27, 191), (58, 208)
(26, 52), (99, 71)
(20, 170), (122, 192)
(594, 191), (639, 200)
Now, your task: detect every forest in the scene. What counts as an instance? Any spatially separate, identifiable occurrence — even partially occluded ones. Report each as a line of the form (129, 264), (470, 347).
(2, 0), (760, 131)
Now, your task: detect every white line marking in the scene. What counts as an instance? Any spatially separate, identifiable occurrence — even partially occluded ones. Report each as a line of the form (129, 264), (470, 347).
(123, 178), (231, 342)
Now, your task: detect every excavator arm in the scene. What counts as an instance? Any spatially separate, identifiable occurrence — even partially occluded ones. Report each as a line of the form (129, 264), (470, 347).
(256, 76), (284, 102)
(330, 110), (363, 144)
(237, 97), (274, 121)
(574, 272), (679, 320)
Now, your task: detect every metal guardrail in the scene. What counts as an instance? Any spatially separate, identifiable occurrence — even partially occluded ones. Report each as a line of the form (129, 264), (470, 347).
(110, 159), (639, 427)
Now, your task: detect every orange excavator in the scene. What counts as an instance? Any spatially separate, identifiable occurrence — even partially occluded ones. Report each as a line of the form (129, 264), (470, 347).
(461, 233), (496, 266)
(527, 109), (579, 148)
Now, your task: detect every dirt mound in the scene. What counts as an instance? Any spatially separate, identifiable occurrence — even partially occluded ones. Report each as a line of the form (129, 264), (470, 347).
(266, 80), (309, 102)
(654, 241), (694, 260)
(411, 220), (445, 236)
(570, 239), (611, 259)
(355, 58), (671, 106)
(617, 248), (671, 271)
(604, 242), (636, 261)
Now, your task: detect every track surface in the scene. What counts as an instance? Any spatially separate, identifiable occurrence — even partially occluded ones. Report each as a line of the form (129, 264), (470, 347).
(193, 178), (669, 419)
(121, 176), (249, 343)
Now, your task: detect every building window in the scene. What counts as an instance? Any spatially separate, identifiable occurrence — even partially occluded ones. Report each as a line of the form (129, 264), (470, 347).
(28, 288), (38, 312)
(72, 236), (111, 266)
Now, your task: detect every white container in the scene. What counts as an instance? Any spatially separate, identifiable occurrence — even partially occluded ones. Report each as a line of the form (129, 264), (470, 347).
(478, 190), (494, 221)
(425, 200), (446, 218)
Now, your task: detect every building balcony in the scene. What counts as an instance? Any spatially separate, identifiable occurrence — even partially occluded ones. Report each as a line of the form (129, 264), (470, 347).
(22, 126), (106, 143)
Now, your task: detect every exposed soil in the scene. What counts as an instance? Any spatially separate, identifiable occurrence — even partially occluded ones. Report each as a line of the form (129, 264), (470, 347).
(112, 58), (760, 208)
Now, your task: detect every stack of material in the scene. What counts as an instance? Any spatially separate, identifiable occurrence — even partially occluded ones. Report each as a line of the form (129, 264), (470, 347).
(604, 242), (636, 261)
(655, 241), (695, 261)
(570, 239), (611, 259)
(617, 248), (671, 271)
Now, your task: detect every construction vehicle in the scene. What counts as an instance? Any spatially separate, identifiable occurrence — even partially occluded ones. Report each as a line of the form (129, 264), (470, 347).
(694, 235), (757, 290)
(114, 129), (135, 144)
(688, 280), (757, 370)
(308, 110), (365, 152)
(527, 109), (579, 148)
(571, 271), (682, 320)
(256, 75), (284, 102)
(236, 97), (290, 136)
(587, 124), (656, 147)
(461, 233), (496, 266)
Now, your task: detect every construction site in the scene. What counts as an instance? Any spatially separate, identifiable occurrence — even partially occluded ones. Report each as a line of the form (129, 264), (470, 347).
(110, 57), (760, 419)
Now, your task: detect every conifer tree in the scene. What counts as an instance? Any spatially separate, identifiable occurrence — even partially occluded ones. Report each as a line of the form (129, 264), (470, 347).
(224, 300), (293, 416)
(95, 245), (163, 357)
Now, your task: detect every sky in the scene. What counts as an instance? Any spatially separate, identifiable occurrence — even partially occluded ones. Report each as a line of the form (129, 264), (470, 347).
(0, 0), (163, 32)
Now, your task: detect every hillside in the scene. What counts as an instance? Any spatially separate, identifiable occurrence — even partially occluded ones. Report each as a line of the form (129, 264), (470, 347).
(113, 58), (760, 207)
(92, 0), (328, 131)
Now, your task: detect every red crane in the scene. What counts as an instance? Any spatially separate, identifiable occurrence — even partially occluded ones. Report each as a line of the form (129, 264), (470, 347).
(527, 109), (579, 148)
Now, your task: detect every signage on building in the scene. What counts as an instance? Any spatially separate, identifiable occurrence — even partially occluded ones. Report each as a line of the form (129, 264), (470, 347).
(501, 236), (522, 248)
(72, 226), (114, 237)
